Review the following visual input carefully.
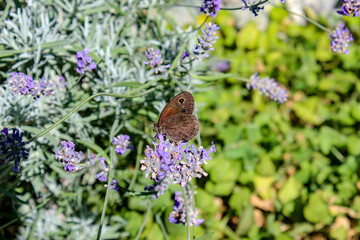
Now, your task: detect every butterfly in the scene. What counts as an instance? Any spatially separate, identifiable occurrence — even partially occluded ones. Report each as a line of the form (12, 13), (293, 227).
(154, 91), (199, 141)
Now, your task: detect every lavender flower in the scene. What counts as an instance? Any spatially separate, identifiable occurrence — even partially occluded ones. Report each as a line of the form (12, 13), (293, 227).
(246, 73), (288, 104)
(113, 134), (132, 155)
(96, 157), (108, 182)
(168, 189), (204, 226)
(0, 128), (29, 173)
(7, 73), (66, 99)
(281, 0), (285, 3)
(331, 24), (354, 54)
(55, 141), (83, 172)
(110, 179), (120, 191)
(180, 51), (190, 62)
(193, 23), (219, 61)
(337, 0), (360, 17)
(140, 135), (216, 198)
(76, 48), (97, 74)
(144, 48), (171, 78)
(212, 60), (230, 72)
(200, 0), (221, 17)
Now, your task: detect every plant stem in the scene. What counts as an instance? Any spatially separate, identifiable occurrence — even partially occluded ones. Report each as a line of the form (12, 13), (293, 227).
(272, 3), (332, 34)
(96, 167), (113, 240)
(134, 201), (152, 240)
(96, 108), (121, 239)
(155, 213), (169, 240)
(129, 140), (144, 190)
(183, 187), (191, 240)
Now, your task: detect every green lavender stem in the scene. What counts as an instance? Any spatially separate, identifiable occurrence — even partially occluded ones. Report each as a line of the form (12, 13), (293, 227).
(183, 187), (191, 240)
(129, 140), (144, 190)
(155, 213), (169, 240)
(272, 3), (332, 34)
(96, 106), (121, 239)
(96, 167), (113, 240)
(134, 201), (153, 240)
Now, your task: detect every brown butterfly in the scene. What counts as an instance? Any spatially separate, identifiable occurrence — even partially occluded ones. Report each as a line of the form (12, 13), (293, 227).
(154, 91), (199, 142)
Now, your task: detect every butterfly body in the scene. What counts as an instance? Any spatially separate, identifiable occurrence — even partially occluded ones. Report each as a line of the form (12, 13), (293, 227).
(154, 91), (199, 141)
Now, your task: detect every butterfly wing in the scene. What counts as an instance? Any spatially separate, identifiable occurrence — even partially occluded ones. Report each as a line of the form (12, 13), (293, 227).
(157, 91), (194, 126)
(160, 114), (199, 141)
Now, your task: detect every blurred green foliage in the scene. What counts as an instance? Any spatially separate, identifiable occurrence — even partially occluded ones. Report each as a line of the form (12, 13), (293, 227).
(189, 7), (360, 240)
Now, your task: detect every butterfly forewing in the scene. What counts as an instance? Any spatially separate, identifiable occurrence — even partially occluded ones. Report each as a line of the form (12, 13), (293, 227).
(157, 91), (194, 125)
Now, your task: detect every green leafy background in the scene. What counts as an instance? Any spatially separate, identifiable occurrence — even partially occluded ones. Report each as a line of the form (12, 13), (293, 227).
(188, 8), (360, 240)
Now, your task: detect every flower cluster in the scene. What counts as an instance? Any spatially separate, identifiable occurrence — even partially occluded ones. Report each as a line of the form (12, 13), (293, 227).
(76, 48), (97, 74)
(0, 128), (29, 173)
(337, 0), (360, 17)
(200, 0), (221, 17)
(140, 135), (216, 198)
(144, 48), (171, 78)
(8, 73), (67, 99)
(113, 134), (132, 155)
(169, 189), (204, 226)
(330, 24), (354, 54)
(55, 141), (83, 172)
(246, 73), (288, 104)
(193, 23), (219, 61)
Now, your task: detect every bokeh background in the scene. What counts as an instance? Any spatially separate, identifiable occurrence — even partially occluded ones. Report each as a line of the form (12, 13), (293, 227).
(1, 0), (360, 239)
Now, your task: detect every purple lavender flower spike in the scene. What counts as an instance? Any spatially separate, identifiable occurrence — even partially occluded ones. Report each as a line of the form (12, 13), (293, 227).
(8, 73), (67, 99)
(144, 48), (171, 78)
(140, 135), (216, 198)
(0, 128), (29, 173)
(168, 189), (204, 226)
(200, 0), (221, 17)
(113, 134), (132, 155)
(330, 24), (354, 55)
(246, 73), (288, 104)
(55, 140), (83, 172)
(193, 23), (219, 61)
(76, 48), (97, 74)
(337, 0), (360, 17)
